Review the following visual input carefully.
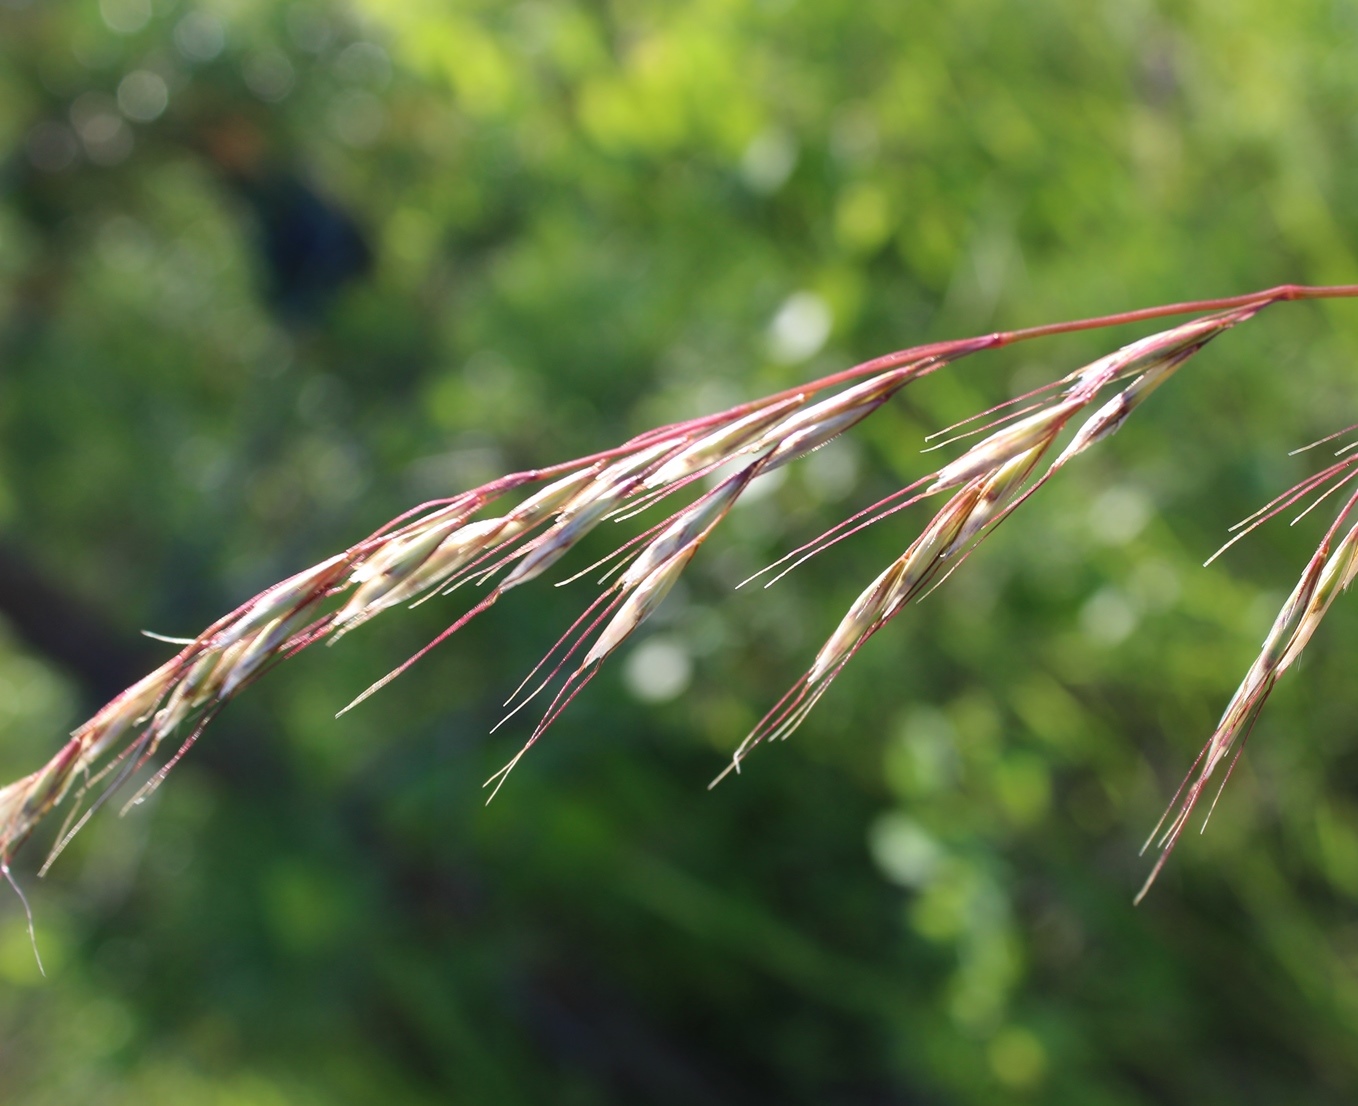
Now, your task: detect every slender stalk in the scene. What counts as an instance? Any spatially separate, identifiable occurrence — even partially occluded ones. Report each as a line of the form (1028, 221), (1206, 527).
(369, 285), (1358, 540)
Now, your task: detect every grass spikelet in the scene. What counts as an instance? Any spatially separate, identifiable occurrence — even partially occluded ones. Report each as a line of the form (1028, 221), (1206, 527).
(1135, 488), (1358, 902)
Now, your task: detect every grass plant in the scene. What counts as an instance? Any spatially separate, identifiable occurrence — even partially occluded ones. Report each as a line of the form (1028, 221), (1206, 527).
(4, 283), (1358, 905)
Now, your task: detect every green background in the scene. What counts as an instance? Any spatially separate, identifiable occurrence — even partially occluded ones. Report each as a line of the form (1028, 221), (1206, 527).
(2, 0), (1358, 1102)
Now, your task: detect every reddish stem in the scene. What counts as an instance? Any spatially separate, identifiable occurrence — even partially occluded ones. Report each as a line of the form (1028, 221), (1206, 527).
(384, 284), (1358, 522)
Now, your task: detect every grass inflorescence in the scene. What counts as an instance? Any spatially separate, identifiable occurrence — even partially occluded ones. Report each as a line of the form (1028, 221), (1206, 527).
(3, 283), (1358, 904)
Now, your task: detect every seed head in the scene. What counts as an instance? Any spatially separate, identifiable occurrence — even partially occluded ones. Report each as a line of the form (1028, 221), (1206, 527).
(584, 547), (699, 666)
(645, 399), (802, 488)
(929, 397), (1083, 494)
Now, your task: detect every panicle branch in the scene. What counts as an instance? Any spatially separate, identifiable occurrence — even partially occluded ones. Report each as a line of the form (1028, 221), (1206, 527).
(712, 307), (1257, 783)
(1135, 463), (1358, 900)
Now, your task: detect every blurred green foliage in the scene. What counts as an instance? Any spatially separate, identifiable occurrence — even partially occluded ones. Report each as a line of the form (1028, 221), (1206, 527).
(1, 0), (1358, 1102)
